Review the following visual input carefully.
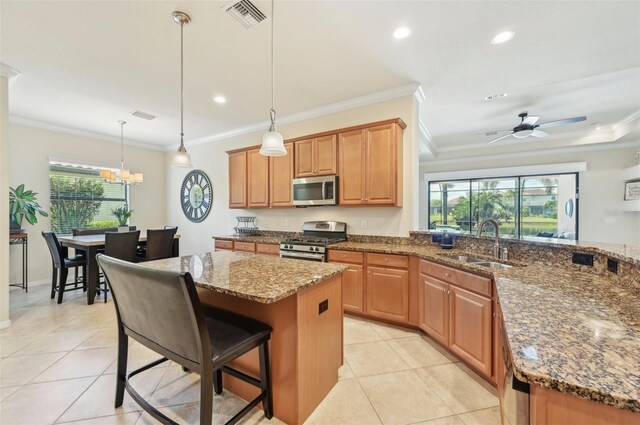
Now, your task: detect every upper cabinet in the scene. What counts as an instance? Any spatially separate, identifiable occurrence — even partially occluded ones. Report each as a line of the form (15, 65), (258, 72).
(338, 121), (404, 206)
(228, 151), (247, 208)
(247, 148), (270, 208)
(294, 135), (337, 177)
(270, 143), (294, 207)
(227, 118), (404, 209)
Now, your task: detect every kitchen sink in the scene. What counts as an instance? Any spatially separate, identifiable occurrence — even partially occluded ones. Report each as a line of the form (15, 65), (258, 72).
(441, 254), (513, 269)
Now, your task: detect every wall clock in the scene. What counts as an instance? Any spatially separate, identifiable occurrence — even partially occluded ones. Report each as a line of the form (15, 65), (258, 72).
(180, 170), (213, 223)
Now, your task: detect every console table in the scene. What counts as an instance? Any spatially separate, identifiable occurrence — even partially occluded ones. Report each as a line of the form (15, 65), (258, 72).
(9, 232), (28, 292)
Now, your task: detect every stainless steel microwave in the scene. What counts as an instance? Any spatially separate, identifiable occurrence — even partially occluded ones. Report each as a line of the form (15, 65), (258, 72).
(292, 176), (337, 206)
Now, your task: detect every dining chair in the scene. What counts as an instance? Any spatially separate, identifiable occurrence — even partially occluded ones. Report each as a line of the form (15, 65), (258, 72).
(71, 226), (136, 282)
(42, 232), (87, 304)
(97, 230), (141, 303)
(97, 254), (273, 425)
(138, 227), (178, 262)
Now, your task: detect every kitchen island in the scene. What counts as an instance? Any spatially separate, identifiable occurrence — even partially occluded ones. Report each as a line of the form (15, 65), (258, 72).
(144, 251), (347, 425)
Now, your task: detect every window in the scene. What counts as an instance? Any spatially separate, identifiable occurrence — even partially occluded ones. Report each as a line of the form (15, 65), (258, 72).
(428, 173), (578, 240)
(49, 161), (129, 234)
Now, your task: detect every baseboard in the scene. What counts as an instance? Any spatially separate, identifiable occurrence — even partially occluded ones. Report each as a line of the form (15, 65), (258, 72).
(0, 319), (12, 329)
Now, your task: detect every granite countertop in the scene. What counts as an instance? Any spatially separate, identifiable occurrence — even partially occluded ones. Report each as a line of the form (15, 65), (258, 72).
(144, 250), (347, 304)
(213, 235), (284, 245)
(327, 241), (640, 413)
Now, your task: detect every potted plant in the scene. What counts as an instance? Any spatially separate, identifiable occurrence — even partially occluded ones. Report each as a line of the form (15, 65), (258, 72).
(9, 185), (49, 232)
(112, 205), (133, 232)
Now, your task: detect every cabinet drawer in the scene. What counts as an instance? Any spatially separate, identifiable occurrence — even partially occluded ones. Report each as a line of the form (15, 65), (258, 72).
(214, 240), (233, 250)
(367, 253), (409, 269)
(328, 250), (364, 264)
(256, 243), (279, 255)
(420, 260), (492, 297)
(233, 241), (256, 252)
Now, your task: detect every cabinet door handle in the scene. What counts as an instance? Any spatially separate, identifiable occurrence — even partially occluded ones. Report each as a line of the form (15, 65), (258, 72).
(493, 313), (497, 318)
(445, 272), (451, 278)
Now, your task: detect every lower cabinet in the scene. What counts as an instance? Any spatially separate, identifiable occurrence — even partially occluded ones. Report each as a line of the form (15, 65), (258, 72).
(366, 266), (409, 323)
(341, 264), (364, 313)
(448, 285), (492, 377)
(419, 260), (494, 380)
(418, 275), (449, 346)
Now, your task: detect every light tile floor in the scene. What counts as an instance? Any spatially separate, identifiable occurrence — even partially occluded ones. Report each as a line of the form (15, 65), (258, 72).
(1, 283), (500, 425)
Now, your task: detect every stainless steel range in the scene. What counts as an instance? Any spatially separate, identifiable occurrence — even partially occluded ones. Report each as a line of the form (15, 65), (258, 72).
(280, 221), (347, 262)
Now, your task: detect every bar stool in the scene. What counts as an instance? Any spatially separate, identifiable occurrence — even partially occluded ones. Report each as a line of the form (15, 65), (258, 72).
(42, 232), (87, 304)
(97, 255), (273, 425)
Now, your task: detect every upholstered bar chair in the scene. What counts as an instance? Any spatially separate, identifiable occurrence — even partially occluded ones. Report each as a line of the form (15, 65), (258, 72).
(137, 227), (178, 262)
(42, 232), (87, 304)
(96, 255), (273, 425)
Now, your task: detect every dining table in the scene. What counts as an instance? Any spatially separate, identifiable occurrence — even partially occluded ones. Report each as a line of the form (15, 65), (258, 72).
(57, 232), (180, 305)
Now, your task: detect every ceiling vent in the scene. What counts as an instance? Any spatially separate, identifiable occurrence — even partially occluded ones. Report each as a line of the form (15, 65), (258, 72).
(222, 0), (267, 29)
(129, 110), (157, 120)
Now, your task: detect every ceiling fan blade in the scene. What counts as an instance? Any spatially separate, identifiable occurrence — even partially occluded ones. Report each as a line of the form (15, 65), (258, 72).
(522, 116), (539, 125)
(537, 116), (586, 129)
(475, 130), (513, 136)
(488, 133), (513, 144)
(531, 129), (549, 138)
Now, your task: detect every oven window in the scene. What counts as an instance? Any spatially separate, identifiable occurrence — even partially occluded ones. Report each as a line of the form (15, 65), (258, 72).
(294, 182), (324, 201)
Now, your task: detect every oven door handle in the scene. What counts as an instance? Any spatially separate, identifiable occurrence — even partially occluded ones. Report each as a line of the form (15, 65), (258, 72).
(280, 251), (325, 261)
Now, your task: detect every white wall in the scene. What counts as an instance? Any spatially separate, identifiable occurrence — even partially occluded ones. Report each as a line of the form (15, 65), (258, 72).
(1, 76), (10, 327)
(8, 123), (168, 282)
(167, 95), (419, 257)
(419, 145), (640, 245)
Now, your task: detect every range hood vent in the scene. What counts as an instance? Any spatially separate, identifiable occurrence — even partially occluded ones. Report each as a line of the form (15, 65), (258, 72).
(222, 0), (267, 29)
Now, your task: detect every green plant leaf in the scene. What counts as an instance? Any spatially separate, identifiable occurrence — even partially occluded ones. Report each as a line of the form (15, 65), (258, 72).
(15, 184), (24, 197)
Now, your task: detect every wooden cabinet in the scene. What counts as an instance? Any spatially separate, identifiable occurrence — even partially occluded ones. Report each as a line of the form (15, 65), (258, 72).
(256, 243), (279, 256)
(338, 122), (403, 206)
(337, 129), (366, 204)
(233, 241), (256, 252)
(328, 250), (364, 314)
(214, 240), (234, 251)
(295, 135), (337, 177)
(342, 264), (364, 313)
(366, 266), (409, 323)
(270, 143), (294, 207)
(247, 148), (269, 208)
(449, 285), (492, 376)
(418, 275), (449, 346)
(419, 259), (494, 380)
(229, 151), (247, 208)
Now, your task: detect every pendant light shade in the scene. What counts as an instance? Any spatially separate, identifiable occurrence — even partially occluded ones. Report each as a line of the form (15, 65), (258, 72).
(170, 11), (193, 169)
(260, 0), (287, 157)
(99, 121), (144, 184)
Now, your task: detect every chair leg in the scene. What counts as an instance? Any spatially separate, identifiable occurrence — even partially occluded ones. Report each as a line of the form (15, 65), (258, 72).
(57, 268), (68, 304)
(50, 267), (57, 299)
(114, 326), (129, 408)
(74, 267), (79, 287)
(103, 281), (107, 303)
(82, 265), (87, 292)
(213, 368), (223, 395)
(200, 369), (213, 425)
(259, 341), (273, 419)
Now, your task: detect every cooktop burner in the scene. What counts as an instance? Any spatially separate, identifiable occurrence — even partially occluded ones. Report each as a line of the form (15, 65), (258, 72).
(281, 236), (344, 246)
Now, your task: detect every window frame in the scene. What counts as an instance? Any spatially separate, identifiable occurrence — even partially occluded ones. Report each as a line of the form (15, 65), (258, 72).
(427, 172), (579, 240)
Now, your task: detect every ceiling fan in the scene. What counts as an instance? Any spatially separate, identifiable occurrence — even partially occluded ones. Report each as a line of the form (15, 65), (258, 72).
(480, 112), (587, 144)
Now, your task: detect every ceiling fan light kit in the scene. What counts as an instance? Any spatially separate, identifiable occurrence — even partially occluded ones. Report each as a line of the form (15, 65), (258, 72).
(483, 112), (587, 144)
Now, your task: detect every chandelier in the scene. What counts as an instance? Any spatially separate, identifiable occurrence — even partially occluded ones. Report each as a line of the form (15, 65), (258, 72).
(99, 120), (143, 184)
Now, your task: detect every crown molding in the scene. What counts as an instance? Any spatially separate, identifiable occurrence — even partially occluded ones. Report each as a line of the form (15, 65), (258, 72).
(9, 116), (166, 151)
(0, 63), (21, 84)
(181, 83), (424, 149)
(418, 120), (437, 158)
(414, 86), (426, 104)
(420, 139), (639, 167)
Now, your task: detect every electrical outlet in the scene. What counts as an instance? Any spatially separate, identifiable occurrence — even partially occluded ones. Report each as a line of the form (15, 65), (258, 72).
(572, 252), (594, 266)
(318, 299), (329, 315)
(607, 258), (618, 274)
(361, 220), (368, 230)
(283, 218), (290, 227)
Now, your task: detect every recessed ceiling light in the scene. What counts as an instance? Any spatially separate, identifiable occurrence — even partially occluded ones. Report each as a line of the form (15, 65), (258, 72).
(491, 30), (515, 45)
(214, 95), (226, 104)
(393, 27), (411, 40)
(484, 93), (508, 101)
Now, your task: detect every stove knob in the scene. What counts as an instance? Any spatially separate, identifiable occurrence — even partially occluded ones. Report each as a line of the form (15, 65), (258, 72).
(315, 247), (320, 252)
(309, 246), (314, 251)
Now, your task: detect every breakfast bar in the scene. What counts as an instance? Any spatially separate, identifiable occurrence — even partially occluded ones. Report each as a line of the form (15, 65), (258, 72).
(144, 250), (347, 425)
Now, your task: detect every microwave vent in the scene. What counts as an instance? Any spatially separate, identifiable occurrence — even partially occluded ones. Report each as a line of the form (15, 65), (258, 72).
(222, 0), (267, 29)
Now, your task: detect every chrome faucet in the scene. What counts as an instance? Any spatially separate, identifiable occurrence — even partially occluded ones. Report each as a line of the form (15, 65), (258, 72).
(477, 219), (503, 260)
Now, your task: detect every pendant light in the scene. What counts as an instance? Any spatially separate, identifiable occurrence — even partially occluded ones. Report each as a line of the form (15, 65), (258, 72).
(260, 0), (287, 157)
(170, 11), (193, 168)
(99, 121), (144, 184)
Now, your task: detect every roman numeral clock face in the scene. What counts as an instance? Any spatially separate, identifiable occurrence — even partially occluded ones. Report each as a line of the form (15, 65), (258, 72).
(181, 170), (213, 223)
